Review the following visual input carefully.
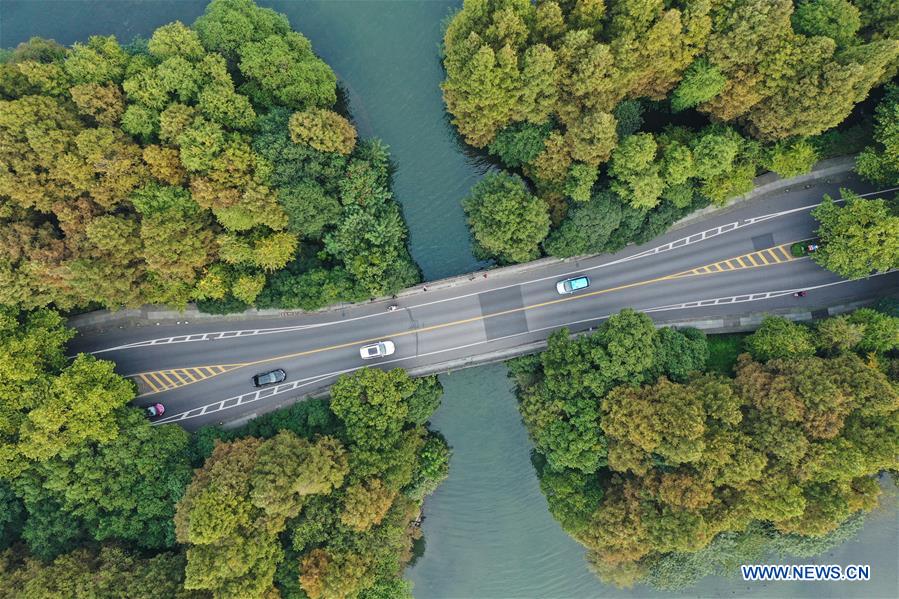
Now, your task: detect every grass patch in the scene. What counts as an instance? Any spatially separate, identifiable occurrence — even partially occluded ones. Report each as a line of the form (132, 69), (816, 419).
(707, 333), (748, 375)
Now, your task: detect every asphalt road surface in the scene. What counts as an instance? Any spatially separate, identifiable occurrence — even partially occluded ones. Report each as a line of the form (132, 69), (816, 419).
(71, 174), (899, 429)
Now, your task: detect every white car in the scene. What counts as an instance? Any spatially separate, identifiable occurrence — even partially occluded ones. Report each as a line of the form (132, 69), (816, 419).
(556, 276), (590, 295)
(360, 340), (395, 359)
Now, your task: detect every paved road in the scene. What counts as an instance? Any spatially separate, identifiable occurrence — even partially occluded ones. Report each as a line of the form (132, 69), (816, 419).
(71, 174), (899, 429)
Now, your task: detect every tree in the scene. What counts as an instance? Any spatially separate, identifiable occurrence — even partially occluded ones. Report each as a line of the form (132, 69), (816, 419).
(462, 172), (550, 264)
(856, 84), (899, 185)
(652, 327), (709, 382)
(564, 163), (599, 203)
(231, 273), (266, 304)
(238, 32), (337, 109)
(15, 410), (192, 550)
(543, 190), (623, 257)
(812, 191), (899, 279)
(193, 0), (292, 61)
(289, 108), (357, 155)
(670, 58), (726, 112)
(175, 436), (282, 598)
(488, 121), (552, 168)
(847, 308), (899, 353)
(764, 139), (819, 178)
(511, 304), (898, 588)
(815, 315), (865, 353)
(608, 133), (665, 210)
(330, 369), (416, 445)
(340, 479), (396, 531)
(745, 316), (817, 362)
(792, 0), (861, 49)
(148, 21), (206, 61)
(565, 110), (618, 166)
(64, 35), (128, 85)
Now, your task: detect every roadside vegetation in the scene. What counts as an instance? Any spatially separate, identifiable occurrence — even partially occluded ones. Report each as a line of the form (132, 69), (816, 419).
(508, 302), (899, 589)
(443, 0), (899, 265)
(0, 306), (449, 598)
(0, 0), (418, 316)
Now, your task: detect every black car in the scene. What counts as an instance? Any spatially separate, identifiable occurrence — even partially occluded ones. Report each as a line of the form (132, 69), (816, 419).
(253, 368), (287, 387)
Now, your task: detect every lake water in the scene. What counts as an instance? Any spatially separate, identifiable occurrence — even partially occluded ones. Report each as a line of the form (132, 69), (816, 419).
(2, 2), (896, 598)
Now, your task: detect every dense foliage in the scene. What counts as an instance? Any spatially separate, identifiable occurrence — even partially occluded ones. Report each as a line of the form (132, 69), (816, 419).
(811, 189), (899, 279)
(462, 171), (551, 263)
(180, 368), (450, 599)
(443, 0), (899, 264)
(510, 307), (899, 588)
(857, 83), (899, 183)
(0, 545), (199, 599)
(0, 306), (193, 565)
(0, 0), (418, 313)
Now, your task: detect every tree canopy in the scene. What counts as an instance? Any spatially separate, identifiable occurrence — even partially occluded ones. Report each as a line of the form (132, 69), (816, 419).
(178, 368), (450, 598)
(812, 190), (899, 279)
(462, 172), (551, 263)
(0, 0), (419, 314)
(510, 307), (899, 589)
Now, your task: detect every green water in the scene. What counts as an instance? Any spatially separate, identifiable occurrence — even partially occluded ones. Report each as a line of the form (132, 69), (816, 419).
(2, 2), (896, 598)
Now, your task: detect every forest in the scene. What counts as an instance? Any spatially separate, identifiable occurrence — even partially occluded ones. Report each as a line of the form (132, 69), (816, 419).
(0, 306), (450, 598)
(0, 0), (419, 315)
(508, 301), (899, 588)
(444, 0), (899, 270)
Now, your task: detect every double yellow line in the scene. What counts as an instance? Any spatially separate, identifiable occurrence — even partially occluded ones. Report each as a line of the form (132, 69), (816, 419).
(132, 242), (799, 396)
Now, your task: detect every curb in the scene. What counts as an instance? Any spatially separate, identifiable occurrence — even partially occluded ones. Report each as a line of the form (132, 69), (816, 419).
(67, 157), (858, 333)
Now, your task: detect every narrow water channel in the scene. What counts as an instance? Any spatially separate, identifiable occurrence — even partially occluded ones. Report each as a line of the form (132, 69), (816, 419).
(2, 2), (895, 598)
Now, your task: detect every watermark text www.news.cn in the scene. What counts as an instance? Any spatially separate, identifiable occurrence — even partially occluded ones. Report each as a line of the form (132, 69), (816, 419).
(741, 564), (871, 582)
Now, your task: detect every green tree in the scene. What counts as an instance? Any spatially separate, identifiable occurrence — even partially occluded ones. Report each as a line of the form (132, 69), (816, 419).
(608, 133), (665, 210)
(652, 327), (709, 382)
(670, 58), (726, 112)
(856, 85), (899, 185)
(238, 32), (337, 109)
(745, 316), (817, 362)
(175, 436), (282, 598)
(847, 308), (899, 353)
(289, 108), (357, 155)
(764, 139), (819, 177)
(15, 410), (192, 550)
(488, 121), (552, 168)
(812, 191), (899, 279)
(543, 190), (623, 257)
(792, 0), (861, 49)
(339, 479), (396, 531)
(462, 172), (550, 264)
(193, 0), (292, 61)
(815, 315), (865, 353)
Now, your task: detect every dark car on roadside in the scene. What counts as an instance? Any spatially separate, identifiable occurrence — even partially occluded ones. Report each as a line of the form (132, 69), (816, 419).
(253, 368), (287, 387)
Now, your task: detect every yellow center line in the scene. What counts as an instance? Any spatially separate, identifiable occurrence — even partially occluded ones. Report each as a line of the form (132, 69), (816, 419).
(133, 243), (802, 395)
